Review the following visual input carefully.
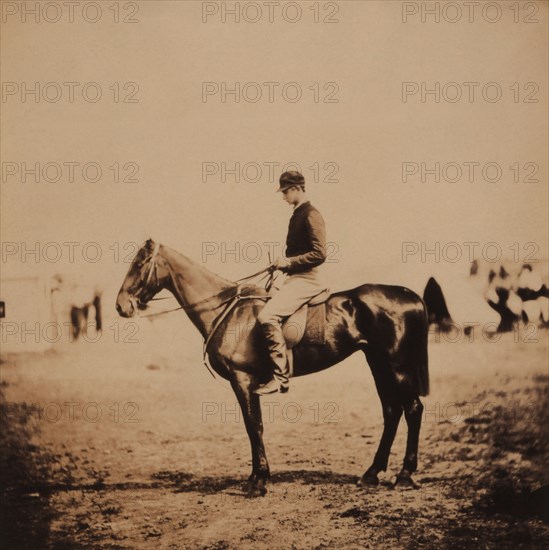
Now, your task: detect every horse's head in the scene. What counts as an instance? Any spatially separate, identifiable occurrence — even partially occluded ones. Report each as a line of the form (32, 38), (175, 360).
(116, 239), (171, 318)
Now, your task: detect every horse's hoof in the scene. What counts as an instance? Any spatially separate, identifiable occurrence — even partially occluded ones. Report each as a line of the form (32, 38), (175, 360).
(243, 478), (268, 497)
(393, 471), (419, 489)
(243, 482), (267, 498)
(357, 472), (379, 487)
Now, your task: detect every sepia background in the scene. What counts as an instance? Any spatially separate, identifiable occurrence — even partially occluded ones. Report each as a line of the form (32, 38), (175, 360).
(1, 1), (548, 548)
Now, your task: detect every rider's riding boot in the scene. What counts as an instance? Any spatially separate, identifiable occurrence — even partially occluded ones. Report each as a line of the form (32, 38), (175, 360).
(254, 321), (290, 395)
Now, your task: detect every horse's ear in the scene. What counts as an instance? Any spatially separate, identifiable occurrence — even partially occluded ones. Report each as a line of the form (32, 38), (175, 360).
(144, 237), (155, 249)
(135, 228), (151, 246)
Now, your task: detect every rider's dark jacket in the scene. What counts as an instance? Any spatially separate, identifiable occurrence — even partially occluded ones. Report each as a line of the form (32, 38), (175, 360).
(284, 201), (327, 275)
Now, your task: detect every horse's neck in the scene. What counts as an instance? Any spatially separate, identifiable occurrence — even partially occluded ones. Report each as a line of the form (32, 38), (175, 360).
(162, 246), (235, 338)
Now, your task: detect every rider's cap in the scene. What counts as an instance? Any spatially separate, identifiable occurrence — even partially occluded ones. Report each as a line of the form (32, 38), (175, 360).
(277, 171), (305, 192)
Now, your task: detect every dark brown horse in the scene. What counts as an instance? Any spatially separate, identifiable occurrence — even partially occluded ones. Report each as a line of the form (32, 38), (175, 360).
(116, 240), (429, 496)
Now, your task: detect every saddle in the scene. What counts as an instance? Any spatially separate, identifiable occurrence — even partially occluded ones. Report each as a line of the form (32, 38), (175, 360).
(279, 288), (330, 378)
(282, 288), (330, 349)
(236, 284), (330, 378)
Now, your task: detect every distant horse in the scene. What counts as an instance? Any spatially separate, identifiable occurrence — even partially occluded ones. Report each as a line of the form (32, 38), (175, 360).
(69, 294), (102, 340)
(51, 275), (102, 340)
(116, 240), (429, 496)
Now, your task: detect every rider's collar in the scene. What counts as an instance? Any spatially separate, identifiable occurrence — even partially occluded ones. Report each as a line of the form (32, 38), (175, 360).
(293, 200), (309, 211)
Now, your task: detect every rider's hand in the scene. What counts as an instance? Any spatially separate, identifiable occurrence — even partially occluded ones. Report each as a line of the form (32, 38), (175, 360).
(273, 257), (291, 271)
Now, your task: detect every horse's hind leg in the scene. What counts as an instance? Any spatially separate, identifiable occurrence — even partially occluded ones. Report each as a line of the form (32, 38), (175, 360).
(394, 391), (424, 488)
(358, 355), (403, 487)
(70, 307), (80, 340)
(93, 295), (102, 332)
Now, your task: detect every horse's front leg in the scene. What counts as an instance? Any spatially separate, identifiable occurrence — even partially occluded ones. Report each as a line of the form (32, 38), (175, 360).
(230, 371), (270, 497)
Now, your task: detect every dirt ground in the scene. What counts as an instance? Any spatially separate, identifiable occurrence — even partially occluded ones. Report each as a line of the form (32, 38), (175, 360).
(1, 326), (548, 549)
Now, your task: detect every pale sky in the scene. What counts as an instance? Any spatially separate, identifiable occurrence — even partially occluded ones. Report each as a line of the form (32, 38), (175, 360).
(2, 1), (548, 300)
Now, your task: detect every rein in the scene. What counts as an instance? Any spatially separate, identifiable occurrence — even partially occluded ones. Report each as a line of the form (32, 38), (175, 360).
(139, 264), (275, 317)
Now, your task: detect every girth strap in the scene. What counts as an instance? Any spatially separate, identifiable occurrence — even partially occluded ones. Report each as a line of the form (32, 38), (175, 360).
(202, 291), (271, 379)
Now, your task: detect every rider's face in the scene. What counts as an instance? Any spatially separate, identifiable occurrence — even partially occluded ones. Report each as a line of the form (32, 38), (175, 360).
(282, 186), (300, 205)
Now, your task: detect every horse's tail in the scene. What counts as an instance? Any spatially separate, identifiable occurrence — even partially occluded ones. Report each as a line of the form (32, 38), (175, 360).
(415, 298), (430, 396)
(392, 290), (430, 397)
(400, 293), (430, 397)
(354, 284), (430, 396)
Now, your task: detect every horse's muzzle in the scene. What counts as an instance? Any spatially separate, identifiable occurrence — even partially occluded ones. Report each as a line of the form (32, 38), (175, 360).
(116, 292), (136, 318)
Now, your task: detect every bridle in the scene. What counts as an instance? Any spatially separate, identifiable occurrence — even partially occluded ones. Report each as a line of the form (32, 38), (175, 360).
(131, 243), (276, 315)
(129, 242), (161, 313)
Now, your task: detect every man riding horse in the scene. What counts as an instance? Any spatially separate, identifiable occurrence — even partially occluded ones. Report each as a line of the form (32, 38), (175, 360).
(255, 170), (329, 395)
(116, 183), (429, 493)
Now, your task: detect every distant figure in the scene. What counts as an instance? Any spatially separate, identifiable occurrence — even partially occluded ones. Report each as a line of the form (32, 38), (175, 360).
(517, 264), (546, 301)
(486, 287), (522, 333)
(485, 266), (521, 332)
(469, 259), (549, 332)
(469, 259), (479, 276)
(516, 264), (549, 326)
(51, 274), (102, 341)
